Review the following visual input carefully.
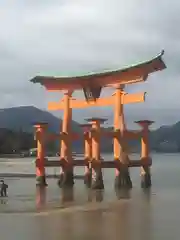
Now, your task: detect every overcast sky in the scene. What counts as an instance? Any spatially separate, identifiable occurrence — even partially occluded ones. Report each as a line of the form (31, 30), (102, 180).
(0, 0), (180, 128)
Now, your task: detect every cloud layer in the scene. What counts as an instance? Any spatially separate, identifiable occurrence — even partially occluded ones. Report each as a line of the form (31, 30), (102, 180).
(0, 0), (180, 127)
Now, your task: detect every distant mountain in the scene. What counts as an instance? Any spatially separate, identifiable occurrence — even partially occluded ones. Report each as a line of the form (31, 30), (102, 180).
(149, 122), (180, 152)
(0, 106), (81, 133)
(0, 106), (82, 151)
(100, 122), (180, 153)
(1, 106), (180, 153)
(0, 128), (34, 154)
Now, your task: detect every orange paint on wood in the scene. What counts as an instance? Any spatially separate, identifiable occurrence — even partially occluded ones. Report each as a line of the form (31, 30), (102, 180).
(135, 120), (154, 159)
(48, 92), (146, 110)
(60, 92), (72, 161)
(43, 75), (147, 91)
(135, 120), (154, 176)
(113, 88), (123, 159)
(84, 133), (92, 159)
(34, 124), (47, 177)
(86, 119), (105, 162)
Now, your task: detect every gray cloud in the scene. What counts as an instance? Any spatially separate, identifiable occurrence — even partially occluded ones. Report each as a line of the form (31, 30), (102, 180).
(0, 0), (180, 127)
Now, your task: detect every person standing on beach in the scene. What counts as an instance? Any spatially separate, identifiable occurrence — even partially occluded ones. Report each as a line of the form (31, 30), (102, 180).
(0, 180), (8, 197)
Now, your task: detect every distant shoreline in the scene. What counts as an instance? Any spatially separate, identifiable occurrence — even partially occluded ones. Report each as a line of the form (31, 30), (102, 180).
(0, 152), (179, 159)
(0, 173), (84, 179)
(0, 154), (28, 159)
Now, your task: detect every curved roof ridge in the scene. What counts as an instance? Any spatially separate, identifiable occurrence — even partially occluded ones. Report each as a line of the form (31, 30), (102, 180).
(30, 50), (166, 88)
(73, 50), (165, 79)
(31, 50), (165, 80)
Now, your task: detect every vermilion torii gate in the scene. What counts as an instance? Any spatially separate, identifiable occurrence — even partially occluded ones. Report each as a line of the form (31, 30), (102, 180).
(31, 50), (166, 190)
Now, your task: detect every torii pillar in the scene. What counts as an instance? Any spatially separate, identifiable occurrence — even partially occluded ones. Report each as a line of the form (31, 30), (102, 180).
(136, 120), (154, 188)
(80, 124), (92, 188)
(34, 123), (48, 186)
(58, 90), (74, 188)
(114, 86), (132, 189)
(86, 118), (106, 189)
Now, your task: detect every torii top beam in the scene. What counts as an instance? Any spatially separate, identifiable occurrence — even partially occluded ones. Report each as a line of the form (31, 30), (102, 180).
(30, 51), (166, 91)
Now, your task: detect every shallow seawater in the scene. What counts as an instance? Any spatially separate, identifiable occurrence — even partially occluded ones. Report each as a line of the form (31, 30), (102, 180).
(0, 153), (180, 240)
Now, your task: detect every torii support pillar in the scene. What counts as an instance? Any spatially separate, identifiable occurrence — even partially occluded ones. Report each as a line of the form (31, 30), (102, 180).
(34, 123), (48, 186)
(136, 120), (154, 188)
(114, 87), (132, 189)
(58, 91), (74, 188)
(80, 124), (92, 188)
(86, 118), (106, 189)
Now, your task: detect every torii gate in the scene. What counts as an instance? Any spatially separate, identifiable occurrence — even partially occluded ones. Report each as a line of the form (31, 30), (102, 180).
(31, 50), (166, 189)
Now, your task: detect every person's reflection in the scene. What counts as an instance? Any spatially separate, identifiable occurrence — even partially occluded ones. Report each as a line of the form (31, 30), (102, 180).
(61, 187), (74, 203)
(36, 186), (46, 209)
(115, 188), (131, 200)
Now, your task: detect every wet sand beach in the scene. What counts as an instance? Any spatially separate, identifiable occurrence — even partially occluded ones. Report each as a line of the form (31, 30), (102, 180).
(0, 153), (180, 239)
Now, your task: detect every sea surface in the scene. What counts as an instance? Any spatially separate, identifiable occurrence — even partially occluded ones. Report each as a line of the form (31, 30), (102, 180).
(0, 153), (179, 240)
